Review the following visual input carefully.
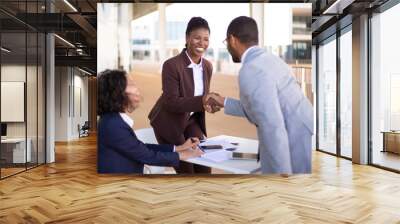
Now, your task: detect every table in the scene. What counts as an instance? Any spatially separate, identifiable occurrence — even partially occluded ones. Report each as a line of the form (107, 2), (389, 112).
(1, 138), (31, 163)
(135, 128), (261, 174)
(381, 131), (400, 154)
(186, 135), (261, 174)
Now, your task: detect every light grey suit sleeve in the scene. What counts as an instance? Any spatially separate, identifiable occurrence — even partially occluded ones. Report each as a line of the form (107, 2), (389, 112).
(224, 97), (246, 117)
(240, 66), (292, 174)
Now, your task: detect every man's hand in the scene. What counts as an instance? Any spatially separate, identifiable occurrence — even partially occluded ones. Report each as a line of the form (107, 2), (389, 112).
(203, 92), (225, 113)
(202, 94), (215, 113)
(207, 92), (225, 107)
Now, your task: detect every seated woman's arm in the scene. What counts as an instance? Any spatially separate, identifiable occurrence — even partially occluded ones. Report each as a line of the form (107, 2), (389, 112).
(145, 137), (198, 153)
(107, 125), (180, 167)
(145, 143), (174, 153)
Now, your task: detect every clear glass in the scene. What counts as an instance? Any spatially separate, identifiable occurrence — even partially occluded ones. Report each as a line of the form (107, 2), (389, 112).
(318, 37), (337, 154)
(38, 32), (46, 165)
(27, 30), (38, 169)
(0, 1), (46, 179)
(1, 30), (28, 177)
(339, 29), (352, 158)
(371, 4), (400, 171)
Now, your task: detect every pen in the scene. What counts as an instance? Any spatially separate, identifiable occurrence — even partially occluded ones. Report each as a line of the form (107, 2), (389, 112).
(198, 146), (205, 152)
(191, 137), (200, 143)
(191, 138), (205, 152)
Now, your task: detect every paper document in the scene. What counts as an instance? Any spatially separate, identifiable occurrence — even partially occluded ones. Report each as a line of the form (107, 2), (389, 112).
(199, 139), (237, 150)
(201, 149), (232, 162)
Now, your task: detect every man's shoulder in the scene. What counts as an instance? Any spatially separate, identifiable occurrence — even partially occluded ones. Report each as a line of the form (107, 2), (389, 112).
(247, 52), (290, 73)
(241, 59), (267, 75)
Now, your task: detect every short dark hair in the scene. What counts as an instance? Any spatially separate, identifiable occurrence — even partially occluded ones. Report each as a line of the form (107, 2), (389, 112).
(227, 16), (258, 45)
(97, 69), (129, 116)
(185, 17), (210, 37)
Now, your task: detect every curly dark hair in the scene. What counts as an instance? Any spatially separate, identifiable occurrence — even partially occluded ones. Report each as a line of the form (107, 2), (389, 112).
(97, 69), (129, 116)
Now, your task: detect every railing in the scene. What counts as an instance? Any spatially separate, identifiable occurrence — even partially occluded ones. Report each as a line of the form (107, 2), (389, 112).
(291, 64), (313, 104)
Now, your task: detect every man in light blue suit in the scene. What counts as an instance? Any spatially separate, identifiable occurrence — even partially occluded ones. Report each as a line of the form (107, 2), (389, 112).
(205, 16), (314, 174)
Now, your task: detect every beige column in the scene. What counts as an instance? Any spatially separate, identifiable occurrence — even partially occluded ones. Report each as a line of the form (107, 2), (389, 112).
(158, 3), (167, 63)
(249, 3), (264, 47)
(117, 3), (134, 71)
(352, 14), (369, 164)
(46, 0), (55, 163)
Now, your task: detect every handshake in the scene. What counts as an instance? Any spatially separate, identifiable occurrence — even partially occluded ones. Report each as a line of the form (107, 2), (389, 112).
(202, 92), (225, 113)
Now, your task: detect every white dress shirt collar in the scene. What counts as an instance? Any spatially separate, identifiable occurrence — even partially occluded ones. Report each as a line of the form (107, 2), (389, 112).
(120, 112), (176, 151)
(120, 113), (134, 128)
(241, 46), (257, 63)
(185, 50), (203, 69)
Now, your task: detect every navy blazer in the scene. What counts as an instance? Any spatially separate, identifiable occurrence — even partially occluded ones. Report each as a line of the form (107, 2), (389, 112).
(97, 112), (179, 173)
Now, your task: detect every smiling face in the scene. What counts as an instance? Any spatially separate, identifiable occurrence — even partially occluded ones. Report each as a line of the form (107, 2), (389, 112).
(124, 76), (141, 112)
(186, 28), (210, 59)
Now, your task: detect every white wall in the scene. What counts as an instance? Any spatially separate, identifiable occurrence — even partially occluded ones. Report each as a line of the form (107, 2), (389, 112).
(1, 66), (26, 127)
(1, 65), (29, 138)
(312, 45), (316, 150)
(1, 64), (46, 164)
(55, 66), (69, 141)
(98, 4), (120, 72)
(98, 3), (133, 72)
(72, 73), (89, 138)
(55, 67), (89, 141)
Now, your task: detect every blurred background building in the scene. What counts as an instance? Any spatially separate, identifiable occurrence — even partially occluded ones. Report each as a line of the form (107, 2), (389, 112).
(98, 3), (313, 103)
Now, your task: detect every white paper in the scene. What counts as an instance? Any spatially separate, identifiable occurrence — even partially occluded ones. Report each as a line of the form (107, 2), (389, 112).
(201, 150), (232, 162)
(199, 139), (237, 150)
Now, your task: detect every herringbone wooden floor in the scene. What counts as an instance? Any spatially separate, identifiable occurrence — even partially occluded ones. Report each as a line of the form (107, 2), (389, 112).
(1, 135), (400, 223)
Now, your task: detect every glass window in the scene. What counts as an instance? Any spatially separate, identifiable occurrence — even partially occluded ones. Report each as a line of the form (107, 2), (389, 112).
(38, 32), (46, 165)
(0, 1), (46, 179)
(318, 37), (337, 154)
(339, 29), (352, 158)
(1, 31), (28, 177)
(371, 3), (400, 171)
(27, 30), (38, 169)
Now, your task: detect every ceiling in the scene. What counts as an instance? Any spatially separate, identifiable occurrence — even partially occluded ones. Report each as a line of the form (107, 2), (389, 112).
(310, 0), (391, 43)
(0, 0), (98, 74)
(1, 0), (395, 73)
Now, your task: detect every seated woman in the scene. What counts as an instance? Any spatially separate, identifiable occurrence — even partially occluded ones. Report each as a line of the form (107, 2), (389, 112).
(97, 69), (203, 173)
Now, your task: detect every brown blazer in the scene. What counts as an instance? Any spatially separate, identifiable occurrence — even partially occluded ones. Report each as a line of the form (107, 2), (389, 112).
(148, 49), (213, 144)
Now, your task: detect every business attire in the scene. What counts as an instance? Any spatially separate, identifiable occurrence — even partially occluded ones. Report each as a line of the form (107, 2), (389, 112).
(224, 46), (314, 174)
(148, 49), (212, 174)
(98, 112), (179, 174)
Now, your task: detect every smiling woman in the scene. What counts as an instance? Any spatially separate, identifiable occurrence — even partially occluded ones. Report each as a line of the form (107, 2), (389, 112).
(148, 17), (214, 174)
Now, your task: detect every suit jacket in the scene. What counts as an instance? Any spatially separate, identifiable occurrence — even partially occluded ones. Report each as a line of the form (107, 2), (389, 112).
(148, 49), (213, 144)
(97, 112), (179, 173)
(224, 47), (314, 174)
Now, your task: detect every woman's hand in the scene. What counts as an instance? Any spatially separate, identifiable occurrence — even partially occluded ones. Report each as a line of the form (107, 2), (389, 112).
(203, 93), (222, 113)
(178, 147), (204, 160)
(176, 137), (200, 152)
